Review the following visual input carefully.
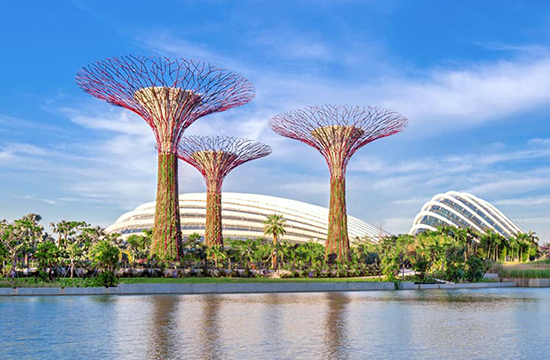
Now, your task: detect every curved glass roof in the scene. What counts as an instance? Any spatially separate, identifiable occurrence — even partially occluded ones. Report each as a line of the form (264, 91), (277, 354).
(107, 192), (389, 243)
(409, 191), (523, 238)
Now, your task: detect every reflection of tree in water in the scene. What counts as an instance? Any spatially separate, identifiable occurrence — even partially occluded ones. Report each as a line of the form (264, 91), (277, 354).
(90, 295), (117, 304)
(147, 295), (179, 360)
(201, 295), (223, 360)
(323, 292), (350, 359)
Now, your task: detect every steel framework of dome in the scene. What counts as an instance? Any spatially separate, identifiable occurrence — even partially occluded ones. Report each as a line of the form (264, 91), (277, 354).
(409, 191), (523, 238)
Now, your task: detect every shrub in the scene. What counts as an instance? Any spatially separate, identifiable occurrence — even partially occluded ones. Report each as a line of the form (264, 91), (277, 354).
(464, 256), (489, 282)
(92, 271), (118, 288)
(443, 246), (466, 283)
(412, 257), (430, 282)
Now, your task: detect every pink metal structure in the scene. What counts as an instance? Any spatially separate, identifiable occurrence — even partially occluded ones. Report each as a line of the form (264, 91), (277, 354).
(177, 136), (271, 246)
(77, 55), (255, 259)
(269, 105), (408, 261)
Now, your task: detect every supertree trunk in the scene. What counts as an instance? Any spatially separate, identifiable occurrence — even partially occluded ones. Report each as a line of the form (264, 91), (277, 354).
(272, 234), (278, 270)
(326, 174), (349, 261)
(205, 180), (223, 247)
(151, 152), (181, 259)
(177, 136), (271, 248)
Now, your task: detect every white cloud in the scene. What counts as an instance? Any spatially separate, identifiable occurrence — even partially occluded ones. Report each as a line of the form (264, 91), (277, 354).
(392, 197), (429, 206)
(494, 197), (550, 206)
(382, 217), (413, 235)
(515, 217), (550, 225)
(134, 32), (550, 140)
(377, 59), (550, 132)
(0, 148), (12, 161)
(464, 178), (550, 196)
(68, 110), (151, 137)
(254, 30), (333, 62)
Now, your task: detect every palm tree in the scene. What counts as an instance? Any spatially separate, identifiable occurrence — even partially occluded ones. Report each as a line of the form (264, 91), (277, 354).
(508, 235), (519, 261)
(527, 230), (540, 261)
(264, 214), (286, 270)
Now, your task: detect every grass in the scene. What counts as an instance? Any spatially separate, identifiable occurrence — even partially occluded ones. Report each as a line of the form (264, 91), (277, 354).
(498, 269), (550, 279)
(119, 276), (383, 284)
(492, 259), (550, 279)
(0, 277), (98, 288)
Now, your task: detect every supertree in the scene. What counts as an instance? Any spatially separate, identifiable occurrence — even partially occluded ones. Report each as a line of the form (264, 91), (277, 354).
(76, 56), (255, 260)
(177, 136), (271, 246)
(269, 105), (408, 261)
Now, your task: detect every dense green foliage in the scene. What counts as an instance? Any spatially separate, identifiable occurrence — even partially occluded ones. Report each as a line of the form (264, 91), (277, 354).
(0, 214), (542, 286)
(365, 226), (540, 282)
(0, 214), (118, 282)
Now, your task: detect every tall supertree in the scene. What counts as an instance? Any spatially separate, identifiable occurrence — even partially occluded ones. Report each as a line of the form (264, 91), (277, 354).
(76, 56), (255, 260)
(269, 105), (408, 261)
(177, 136), (271, 246)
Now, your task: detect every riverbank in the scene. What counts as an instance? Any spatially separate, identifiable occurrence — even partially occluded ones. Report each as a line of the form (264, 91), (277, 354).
(0, 279), (516, 296)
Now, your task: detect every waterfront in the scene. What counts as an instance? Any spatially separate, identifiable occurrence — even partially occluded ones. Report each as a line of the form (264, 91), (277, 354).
(1, 289), (549, 359)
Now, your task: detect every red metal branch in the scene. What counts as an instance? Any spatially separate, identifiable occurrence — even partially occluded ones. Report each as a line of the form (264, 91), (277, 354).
(177, 136), (271, 188)
(76, 55), (256, 153)
(269, 105), (408, 176)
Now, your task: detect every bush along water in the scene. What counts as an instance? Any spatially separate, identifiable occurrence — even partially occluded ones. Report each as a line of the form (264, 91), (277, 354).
(0, 214), (542, 286)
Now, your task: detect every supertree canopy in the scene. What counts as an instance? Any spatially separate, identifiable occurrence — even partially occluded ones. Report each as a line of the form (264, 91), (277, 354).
(269, 105), (408, 261)
(177, 136), (271, 246)
(77, 56), (255, 260)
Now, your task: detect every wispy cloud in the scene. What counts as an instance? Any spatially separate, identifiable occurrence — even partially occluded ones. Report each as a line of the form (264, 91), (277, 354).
(474, 41), (550, 55)
(494, 196), (550, 206)
(135, 32), (550, 138)
(254, 29), (334, 62)
(351, 137), (550, 176)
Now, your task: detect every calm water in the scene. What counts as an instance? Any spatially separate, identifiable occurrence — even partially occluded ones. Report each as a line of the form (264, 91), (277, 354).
(1, 289), (550, 360)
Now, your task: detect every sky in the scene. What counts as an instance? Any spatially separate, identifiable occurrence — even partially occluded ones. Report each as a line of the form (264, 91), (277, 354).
(1, 0), (550, 241)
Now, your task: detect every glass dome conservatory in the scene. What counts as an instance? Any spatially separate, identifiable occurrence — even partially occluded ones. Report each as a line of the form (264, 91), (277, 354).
(409, 191), (523, 238)
(107, 192), (389, 244)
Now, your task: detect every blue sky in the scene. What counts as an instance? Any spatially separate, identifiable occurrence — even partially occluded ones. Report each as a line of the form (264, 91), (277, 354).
(2, 0), (550, 241)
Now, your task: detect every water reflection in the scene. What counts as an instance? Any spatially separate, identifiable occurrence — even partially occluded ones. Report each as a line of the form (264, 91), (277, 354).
(2, 289), (550, 360)
(147, 296), (179, 360)
(259, 294), (283, 359)
(323, 292), (350, 359)
(200, 295), (223, 360)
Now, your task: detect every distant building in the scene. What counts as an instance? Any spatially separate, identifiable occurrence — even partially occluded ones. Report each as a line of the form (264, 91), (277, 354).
(409, 191), (523, 238)
(107, 192), (389, 243)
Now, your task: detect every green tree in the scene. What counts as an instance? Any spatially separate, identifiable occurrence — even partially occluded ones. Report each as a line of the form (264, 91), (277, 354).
(181, 233), (207, 268)
(0, 220), (27, 277)
(126, 232), (152, 262)
(61, 222), (97, 278)
(90, 240), (120, 272)
(376, 236), (401, 281)
(50, 220), (88, 248)
(263, 214), (286, 270)
(0, 221), (18, 276)
(464, 256), (488, 282)
(35, 240), (61, 281)
(15, 214), (44, 268)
